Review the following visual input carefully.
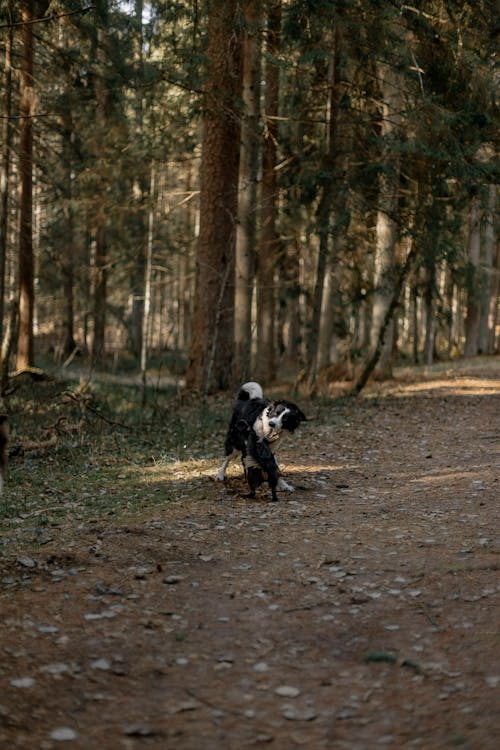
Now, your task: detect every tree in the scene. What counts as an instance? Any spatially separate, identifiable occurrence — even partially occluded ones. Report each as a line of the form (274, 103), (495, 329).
(256, 0), (281, 385)
(91, 4), (110, 362)
(369, 46), (404, 379)
(16, 0), (35, 370)
(478, 185), (497, 353)
(463, 192), (482, 357)
(234, 0), (262, 383)
(0, 0), (14, 345)
(186, 0), (243, 392)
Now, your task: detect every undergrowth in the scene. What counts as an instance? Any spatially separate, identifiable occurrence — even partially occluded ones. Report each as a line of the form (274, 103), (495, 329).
(0, 373), (230, 545)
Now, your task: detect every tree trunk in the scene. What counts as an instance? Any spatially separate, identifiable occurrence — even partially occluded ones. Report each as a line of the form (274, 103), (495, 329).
(312, 27), (351, 386)
(141, 162), (155, 404)
(234, 0), (262, 383)
(423, 263), (436, 365)
(92, 18), (109, 362)
(478, 185), (497, 353)
(131, 0), (147, 360)
(369, 60), (403, 379)
(0, 0), (14, 344)
(185, 0), (243, 393)
(16, 0), (35, 370)
(464, 193), (481, 357)
(256, 0), (281, 385)
(352, 246), (416, 395)
(487, 203), (499, 354)
(61, 96), (76, 359)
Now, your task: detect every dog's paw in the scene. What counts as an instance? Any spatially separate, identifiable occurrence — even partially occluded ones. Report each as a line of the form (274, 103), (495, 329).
(215, 471), (226, 482)
(277, 478), (295, 492)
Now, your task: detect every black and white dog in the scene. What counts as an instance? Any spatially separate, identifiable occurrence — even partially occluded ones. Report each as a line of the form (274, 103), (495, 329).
(216, 382), (306, 502)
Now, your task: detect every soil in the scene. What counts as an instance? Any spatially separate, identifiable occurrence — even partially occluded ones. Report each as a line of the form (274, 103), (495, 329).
(1, 363), (499, 749)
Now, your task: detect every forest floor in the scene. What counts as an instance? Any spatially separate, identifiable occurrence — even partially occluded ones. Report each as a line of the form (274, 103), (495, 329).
(0, 358), (499, 749)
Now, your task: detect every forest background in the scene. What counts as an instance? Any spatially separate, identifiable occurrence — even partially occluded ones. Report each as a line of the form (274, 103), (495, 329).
(0, 0), (498, 397)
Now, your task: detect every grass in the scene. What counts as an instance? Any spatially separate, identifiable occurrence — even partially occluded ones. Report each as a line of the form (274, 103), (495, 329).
(0, 373), (230, 551)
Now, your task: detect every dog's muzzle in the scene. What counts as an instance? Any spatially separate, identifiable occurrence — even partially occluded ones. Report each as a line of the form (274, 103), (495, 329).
(266, 429), (281, 442)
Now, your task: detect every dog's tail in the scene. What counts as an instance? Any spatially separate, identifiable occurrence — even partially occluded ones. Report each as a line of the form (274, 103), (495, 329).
(0, 415), (8, 495)
(237, 382), (263, 401)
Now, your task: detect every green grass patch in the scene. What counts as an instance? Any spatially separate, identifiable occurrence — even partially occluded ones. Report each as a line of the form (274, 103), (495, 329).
(0, 374), (229, 549)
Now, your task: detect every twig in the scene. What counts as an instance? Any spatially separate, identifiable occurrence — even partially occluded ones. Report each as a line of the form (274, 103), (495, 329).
(0, 6), (94, 30)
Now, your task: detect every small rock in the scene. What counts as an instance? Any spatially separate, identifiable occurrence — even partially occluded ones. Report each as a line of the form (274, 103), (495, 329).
(41, 663), (70, 675)
(282, 705), (317, 721)
(90, 658), (111, 671)
(275, 685), (301, 698)
(17, 556), (36, 568)
(124, 724), (157, 737)
(163, 575), (184, 585)
(50, 727), (79, 742)
(253, 662), (269, 673)
(10, 677), (36, 688)
(37, 624), (59, 634)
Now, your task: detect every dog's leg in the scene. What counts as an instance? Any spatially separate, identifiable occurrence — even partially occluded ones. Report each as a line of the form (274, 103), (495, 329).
(272, 455), (294, 492)
(277, 477), (295, 492)
(246, 466), (264, 499)
(215, 452), (233, 481)
(251, 439), (281, 502)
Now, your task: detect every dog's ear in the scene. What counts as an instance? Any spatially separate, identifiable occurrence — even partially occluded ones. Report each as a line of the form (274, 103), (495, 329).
(281, 402), (307, 431)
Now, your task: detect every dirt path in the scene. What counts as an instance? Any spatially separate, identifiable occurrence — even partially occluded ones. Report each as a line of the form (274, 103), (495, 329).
(1, 367), (499, 749)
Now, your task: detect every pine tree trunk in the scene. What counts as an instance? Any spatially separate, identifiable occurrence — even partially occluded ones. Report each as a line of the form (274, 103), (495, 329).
(464, 194), (481, 357)
(131, 0), (146, 360)
(487, 203), (500, 354)
(186, 0), (243, 393)
(478, 185), (497, 353)
(423, 263), (436, 366)
(369, 60), (403, 379)
(307, 32), (349, 387)
(316, 252), (337, 370)
(17, 0), (35, 370)
(141, 161), (155, 404)
(61, 101), (76, 359)
(256, 0), (281, 385)
(234, 0), (262, 383)
(0, 0), (13, 344)
(92, 20), (109, 362)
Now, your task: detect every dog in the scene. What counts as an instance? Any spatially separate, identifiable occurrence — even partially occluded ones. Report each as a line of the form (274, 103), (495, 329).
(216, 382), (306, 502)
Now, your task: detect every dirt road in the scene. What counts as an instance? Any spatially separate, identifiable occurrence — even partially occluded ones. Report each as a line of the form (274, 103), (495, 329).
(1, 366), (499, 749)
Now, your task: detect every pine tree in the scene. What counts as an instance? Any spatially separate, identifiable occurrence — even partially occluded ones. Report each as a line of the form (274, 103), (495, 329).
(186, 0), (243, 392)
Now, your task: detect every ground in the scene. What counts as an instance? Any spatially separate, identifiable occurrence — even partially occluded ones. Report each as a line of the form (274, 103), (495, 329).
(0, 360), (499, 749)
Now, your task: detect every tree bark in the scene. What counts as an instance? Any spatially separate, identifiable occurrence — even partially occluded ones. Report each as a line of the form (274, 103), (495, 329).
(423, 263), (436, 365)
(369, 59), (403, 379)
(478, 185), (497, 353)
(61, 90), (76, 359)
(463, 193), (481, 357)
(234, 0), (262, 383)
(186, 0), (243, 393)
(92, 17), (109, 362)
(0, 0), (14, 344)
(131, 0), (147, 360)
(17, 0), (35, 370)
(352, 246), (416, 395)
(256, 0), (281, 385)
(309, 28), (350, 388)
(141, 161), (155, 404)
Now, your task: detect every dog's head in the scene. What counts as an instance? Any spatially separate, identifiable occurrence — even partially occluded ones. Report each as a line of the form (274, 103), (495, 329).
(258, 400), (306, 441)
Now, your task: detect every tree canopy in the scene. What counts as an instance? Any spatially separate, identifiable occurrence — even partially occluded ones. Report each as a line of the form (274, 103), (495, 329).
(0, 0), (498, 393)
